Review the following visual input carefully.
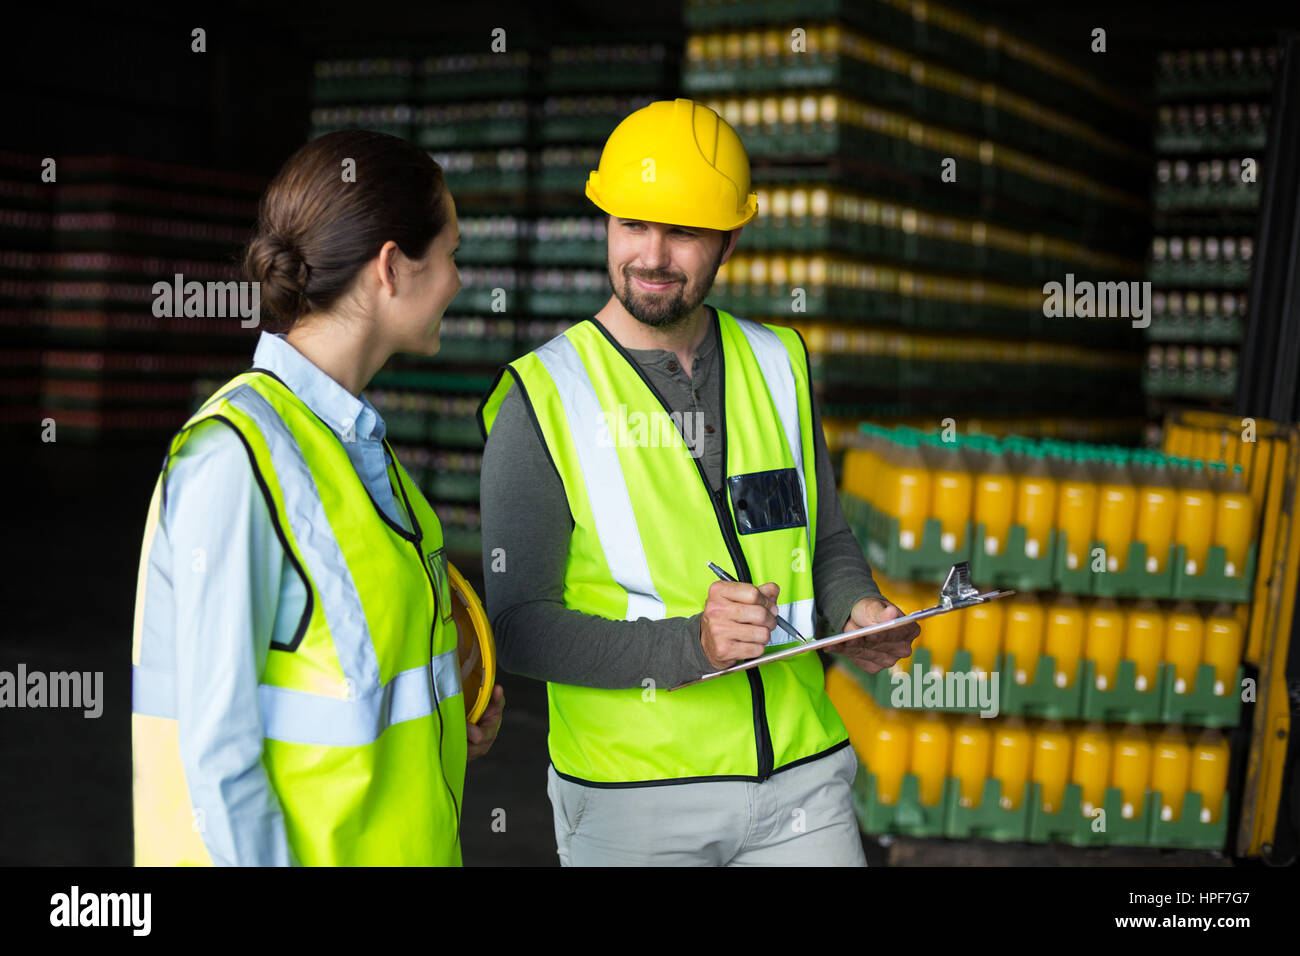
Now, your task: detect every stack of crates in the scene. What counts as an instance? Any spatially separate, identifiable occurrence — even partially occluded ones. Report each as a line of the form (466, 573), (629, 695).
(826, 410), (1300, 855)
(0, 151), (261, 442)
(682, 0), (1152, 449)
(308, 43), (676, 565)
(1144, 44), (1280, 409)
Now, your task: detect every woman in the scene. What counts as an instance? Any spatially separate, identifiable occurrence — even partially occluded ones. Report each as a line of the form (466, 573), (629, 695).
(130, 129), (503, 866)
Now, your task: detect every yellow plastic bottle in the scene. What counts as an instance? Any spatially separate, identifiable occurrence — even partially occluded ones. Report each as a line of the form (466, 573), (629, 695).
(1015, 444), (1057, 560)
(972, 436), (1015, 556)
(863, 424), (889, 513)
(992, 717), (1032, 810)
(922, 433), (972, 553)
(1212, 462), (1255, 577)
(884, 577), (920, 674)
(1124, 600), (1166, 693)
(825, 664), (875, 763)
(840, 437), (869, 509)
(910, 711), (951, 807)
(1110, 724), (1152, 820)
(1204, 603), (1245, 696)
(1004, 594), (1045, 685)
(1189, 729), (1230, 823)
(950, 715), (992, 808)
(1134, 452), (1177, 573)
(868, 707), (911, 805)
(1071, 722), (1112, 817)
(961, 599), (1003, 675)
(1165, 601), (1206, 695)
(1150, 726), (1191, 822)
(1094, 449), (1138, 572)
(1056, 446), (1099, 571)
(918, 601), (962, 673)
(1031, 720), (1072, 813)
(1174, 459), (1214, 575)
(893, 433), (930, 551)
(1044, 595), (1085, 688)
(1084, 597), (1125, 691)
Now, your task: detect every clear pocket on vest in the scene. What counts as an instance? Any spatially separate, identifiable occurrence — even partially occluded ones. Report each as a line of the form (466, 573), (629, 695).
(726, 467), (807, 534)
(426, 546), (452, 623)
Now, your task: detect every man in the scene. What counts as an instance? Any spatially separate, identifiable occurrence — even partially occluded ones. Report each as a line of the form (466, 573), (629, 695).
(477, 98), (918, 866)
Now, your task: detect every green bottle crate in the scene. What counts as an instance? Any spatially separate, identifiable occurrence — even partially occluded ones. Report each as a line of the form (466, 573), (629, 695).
(1000, 652), (1083, 720)
(1088, 540), (1178, 599)
(1158, 663), (1244, 728)
(1050, 536), (1255, 601)
(1148, 791), (1230, 849)
(852, 768), (951, 838)
(1170, 543), (1256, 602)
(841, 493), (971, 582)
(969, 522), (1056, 591)
(1026, 782), (1153, 847)
(945, 777), (1033, 842)
(1050, 535), (1102, 595)
(1078, 659), (1163, 723)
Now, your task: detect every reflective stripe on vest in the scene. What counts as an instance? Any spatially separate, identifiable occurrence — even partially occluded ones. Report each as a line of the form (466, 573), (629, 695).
(131, 382), (464, 741)
(226, 383), (382, 689)
(132, 650), (460, 747)
(534, 334), (667, 622)
(533, 318), (813, 642)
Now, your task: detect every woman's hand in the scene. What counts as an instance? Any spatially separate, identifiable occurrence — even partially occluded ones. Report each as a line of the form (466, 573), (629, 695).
(467, 684), (504, 761)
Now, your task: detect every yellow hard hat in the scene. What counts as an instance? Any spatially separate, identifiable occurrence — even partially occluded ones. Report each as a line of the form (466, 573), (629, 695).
(585, 98), (758, 231)
(447, 560), (496, 723)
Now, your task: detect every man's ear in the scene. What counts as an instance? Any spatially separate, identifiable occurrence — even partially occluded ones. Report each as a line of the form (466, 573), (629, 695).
(719, 227), (742, 266)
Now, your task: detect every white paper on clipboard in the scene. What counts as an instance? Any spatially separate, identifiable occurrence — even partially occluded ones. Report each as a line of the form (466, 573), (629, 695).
(668, 562), (1015, 691)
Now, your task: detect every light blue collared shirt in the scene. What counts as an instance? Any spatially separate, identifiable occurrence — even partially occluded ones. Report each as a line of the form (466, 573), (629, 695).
(150, 331), (407, 865)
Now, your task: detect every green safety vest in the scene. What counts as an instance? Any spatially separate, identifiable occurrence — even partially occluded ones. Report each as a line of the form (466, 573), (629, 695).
(131, 369), (466, 866)
(478, 309), (849, 786)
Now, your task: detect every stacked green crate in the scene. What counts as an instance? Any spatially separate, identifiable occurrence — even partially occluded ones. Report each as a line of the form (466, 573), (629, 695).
(682, 0), (1150, 436)
(530, 44), (673, 318)
(0, 152), (261, 441)
(310, 52), (513, 559)
(309, 44), (675, 564)
(1144, 45), (1279, 408)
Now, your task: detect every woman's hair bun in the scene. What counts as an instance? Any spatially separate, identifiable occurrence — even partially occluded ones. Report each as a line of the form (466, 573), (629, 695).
(247, 231), (310, 327)
(243, 129), (450, 331)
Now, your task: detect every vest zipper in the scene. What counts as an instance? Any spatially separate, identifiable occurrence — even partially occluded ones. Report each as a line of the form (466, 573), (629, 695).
(588, 313), (777, 783)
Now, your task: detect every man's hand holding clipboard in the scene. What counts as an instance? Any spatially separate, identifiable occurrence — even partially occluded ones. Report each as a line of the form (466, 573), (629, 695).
(831, 596), (921, 675)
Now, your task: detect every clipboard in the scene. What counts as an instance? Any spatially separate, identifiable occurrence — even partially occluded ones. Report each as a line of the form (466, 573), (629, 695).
(668, 562), (1014, 691)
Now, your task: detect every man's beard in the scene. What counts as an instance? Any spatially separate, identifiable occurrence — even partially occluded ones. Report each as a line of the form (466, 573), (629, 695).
(610, 262), (718, 329)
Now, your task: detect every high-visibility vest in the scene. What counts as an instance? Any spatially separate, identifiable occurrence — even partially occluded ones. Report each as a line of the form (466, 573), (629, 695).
(131, 369), (466, 865)
(477, 310), (849, 786)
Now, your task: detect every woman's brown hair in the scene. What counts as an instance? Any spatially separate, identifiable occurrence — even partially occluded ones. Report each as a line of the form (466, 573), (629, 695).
(244, 130), (448, 329)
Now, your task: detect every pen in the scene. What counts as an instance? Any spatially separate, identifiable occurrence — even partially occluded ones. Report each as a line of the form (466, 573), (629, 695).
(707, 561), (809, 644)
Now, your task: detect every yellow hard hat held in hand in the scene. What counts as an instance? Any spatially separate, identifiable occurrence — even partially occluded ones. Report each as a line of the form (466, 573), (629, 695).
(586, 98), (759, 231)
(447, 560), (496, 723)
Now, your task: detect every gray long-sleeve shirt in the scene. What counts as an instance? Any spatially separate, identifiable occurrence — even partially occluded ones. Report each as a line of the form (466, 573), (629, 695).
(479, 308), (883, 690)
